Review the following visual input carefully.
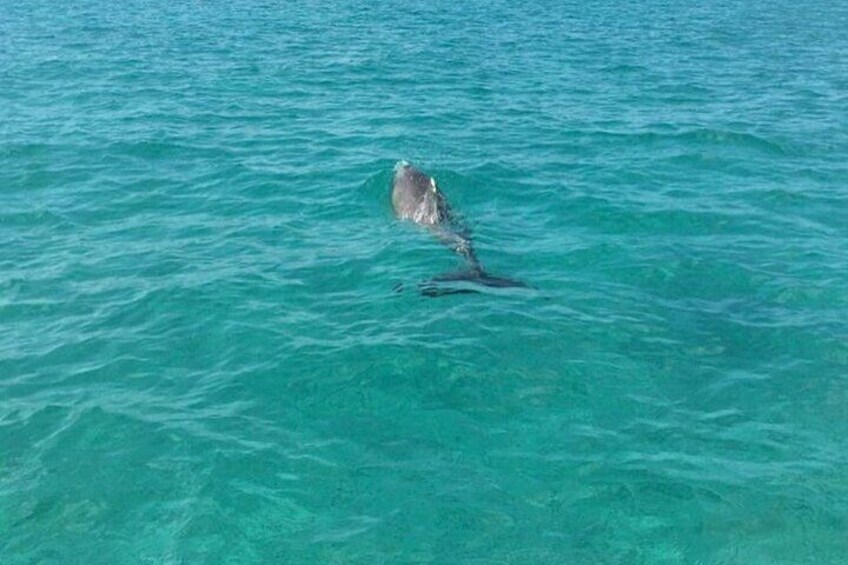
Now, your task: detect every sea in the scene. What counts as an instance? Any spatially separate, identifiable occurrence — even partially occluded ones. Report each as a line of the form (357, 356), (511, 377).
(2, 0), (847, 563)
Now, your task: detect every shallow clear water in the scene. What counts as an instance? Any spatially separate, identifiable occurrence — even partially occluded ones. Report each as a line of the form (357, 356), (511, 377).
(2, 0), (848, 562)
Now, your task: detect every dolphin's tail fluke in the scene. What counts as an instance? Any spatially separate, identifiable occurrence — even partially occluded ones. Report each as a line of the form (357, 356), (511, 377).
(418, 268), (529, 297)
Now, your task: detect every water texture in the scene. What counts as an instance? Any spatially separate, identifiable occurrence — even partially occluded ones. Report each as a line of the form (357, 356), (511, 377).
(2, 0), (848, 562)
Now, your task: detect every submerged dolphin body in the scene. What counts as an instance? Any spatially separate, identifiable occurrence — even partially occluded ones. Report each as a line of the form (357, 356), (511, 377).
(392, 161), (527, 296)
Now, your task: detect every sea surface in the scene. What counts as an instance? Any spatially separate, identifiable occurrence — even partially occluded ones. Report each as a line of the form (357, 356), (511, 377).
(2, 1), (848, 563)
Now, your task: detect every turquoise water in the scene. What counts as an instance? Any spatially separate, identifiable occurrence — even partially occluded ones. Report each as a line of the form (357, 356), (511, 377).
(2, 0), (848, 562)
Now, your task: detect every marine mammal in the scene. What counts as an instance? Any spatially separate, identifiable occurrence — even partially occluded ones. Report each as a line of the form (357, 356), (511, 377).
(391, 161), (527, 296)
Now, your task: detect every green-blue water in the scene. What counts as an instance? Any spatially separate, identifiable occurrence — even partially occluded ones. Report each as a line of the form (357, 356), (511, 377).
(2, 1), (848, 562)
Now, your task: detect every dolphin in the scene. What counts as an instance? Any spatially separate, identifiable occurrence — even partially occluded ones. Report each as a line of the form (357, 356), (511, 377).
(392, 161), (528, 296)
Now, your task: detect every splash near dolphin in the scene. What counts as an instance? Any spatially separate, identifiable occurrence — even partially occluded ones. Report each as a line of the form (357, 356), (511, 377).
(391, 161), (528, 296)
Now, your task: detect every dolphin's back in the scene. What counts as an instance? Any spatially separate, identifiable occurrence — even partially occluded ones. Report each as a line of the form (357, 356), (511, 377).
(392, 163), (449, 226)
